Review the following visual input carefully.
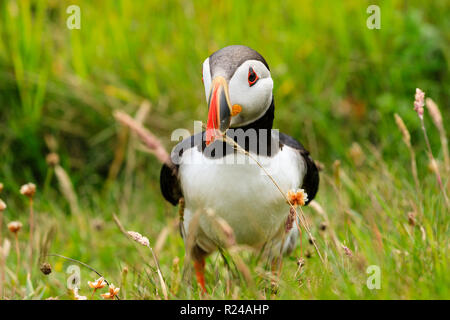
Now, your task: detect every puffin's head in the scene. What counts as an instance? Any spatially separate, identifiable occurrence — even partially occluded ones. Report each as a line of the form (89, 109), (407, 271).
(202, 45), (273, 145)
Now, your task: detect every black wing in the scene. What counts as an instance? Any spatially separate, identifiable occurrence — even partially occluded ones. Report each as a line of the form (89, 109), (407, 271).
(159, 133), (204, 206)
(160, 163), (182, 206)
(279, 133), (319, 205)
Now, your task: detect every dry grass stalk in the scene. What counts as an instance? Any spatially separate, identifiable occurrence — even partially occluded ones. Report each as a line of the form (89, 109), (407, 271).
(8, 221), (22, 277)
(394, 114), (420, 193)
(227, 246), (257, 293)
(113, 110), (173, 171)
(170, 257), (180, 295)
(333, 160), (341, 188)
(0, 214), (8, 298)
(348, 142), (365, 166)
(426, 98), (449, 173)
(178, 198), (186, 239)
(0, 199), (5, 292)
(107, 125), (129, 184)
(54, 166), (80, 214)
(124, 101), (152, 210)
(342, 244), (353, 258)
(413, 89), (449, 207)
(20, 183), (36, 271)
(112, 214), (168, 300)
(308, 201), (341, 252)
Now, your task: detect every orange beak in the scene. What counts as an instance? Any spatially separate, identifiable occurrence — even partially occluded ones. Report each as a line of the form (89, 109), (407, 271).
(206, 76), (233, 145)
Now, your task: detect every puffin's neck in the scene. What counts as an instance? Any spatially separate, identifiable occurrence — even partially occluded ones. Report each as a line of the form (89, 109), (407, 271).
(200, 98), (277, 158)
(227, 98), (276, 155)
(234, 98), (275, 132)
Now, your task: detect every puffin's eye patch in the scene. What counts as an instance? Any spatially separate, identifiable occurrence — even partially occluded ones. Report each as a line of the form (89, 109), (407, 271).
(248, 67), (259, 87)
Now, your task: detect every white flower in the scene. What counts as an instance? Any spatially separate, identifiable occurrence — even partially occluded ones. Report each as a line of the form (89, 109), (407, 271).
(88, 277), (106, 289)
(101, 284), (120, 299)
(286, 189), (309, 206)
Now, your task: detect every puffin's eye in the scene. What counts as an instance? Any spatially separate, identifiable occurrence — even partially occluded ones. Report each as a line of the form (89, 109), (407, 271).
(248, 67), (259, 87)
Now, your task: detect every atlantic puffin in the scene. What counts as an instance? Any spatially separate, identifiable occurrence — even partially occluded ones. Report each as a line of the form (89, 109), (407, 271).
(160, 45), (319, 293)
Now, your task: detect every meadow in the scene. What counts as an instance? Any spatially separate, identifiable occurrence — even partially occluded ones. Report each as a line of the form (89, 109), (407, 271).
(0, 0), (448, 299)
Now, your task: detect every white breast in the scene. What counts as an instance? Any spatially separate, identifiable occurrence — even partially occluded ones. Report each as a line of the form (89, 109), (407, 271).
(178, 144), (306, 251)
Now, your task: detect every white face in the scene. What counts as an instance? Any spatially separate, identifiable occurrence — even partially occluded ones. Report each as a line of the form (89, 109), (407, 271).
(202, 58), (273, 128)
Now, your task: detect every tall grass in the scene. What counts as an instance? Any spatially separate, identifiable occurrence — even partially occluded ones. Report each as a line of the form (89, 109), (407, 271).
(0, 0), (448, 299)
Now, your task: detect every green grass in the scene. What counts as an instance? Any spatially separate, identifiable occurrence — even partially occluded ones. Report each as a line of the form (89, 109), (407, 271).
(0, 0), (448, 299)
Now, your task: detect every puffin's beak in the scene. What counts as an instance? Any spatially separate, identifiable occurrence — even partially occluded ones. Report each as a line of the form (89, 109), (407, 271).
(206, 76), (232, 145)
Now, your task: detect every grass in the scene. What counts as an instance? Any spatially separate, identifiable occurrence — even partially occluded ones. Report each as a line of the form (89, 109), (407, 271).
(0, 0), (448, 299)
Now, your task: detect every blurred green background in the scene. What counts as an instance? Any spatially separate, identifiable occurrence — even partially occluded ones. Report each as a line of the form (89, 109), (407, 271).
(0, 0), (448, 189)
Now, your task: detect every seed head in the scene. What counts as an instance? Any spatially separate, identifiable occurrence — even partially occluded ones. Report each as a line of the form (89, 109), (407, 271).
(122, 266), (129, 275)
(319, 221), (327, 231)
(20, 183), (36, 198)
(342, 244), (353, 258)
(127, 231), (150, 247)
(46, 153), (60, 167)
(349, 142), (365, 166)
(40, 262), (52, 275)
(285, 207), (296, 233)
(428, 159), (439, 174)
(425, 98), (443, 131)
(414, 88), (425, 119)
(394, 114), (411, 147)
(8, 221), (22, 234)
(407, 212), (416, 227)
(314, 160), (325, 171)
(0, 198), (6, 211)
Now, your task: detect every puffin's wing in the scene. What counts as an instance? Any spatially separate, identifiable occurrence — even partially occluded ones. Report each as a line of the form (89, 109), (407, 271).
(279, 133), (319, 204)
(159, 132), (204, 206)
(160, 163), (181, 206)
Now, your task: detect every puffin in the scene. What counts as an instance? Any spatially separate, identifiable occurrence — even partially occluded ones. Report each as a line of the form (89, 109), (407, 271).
(160, 45), (319, 293)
